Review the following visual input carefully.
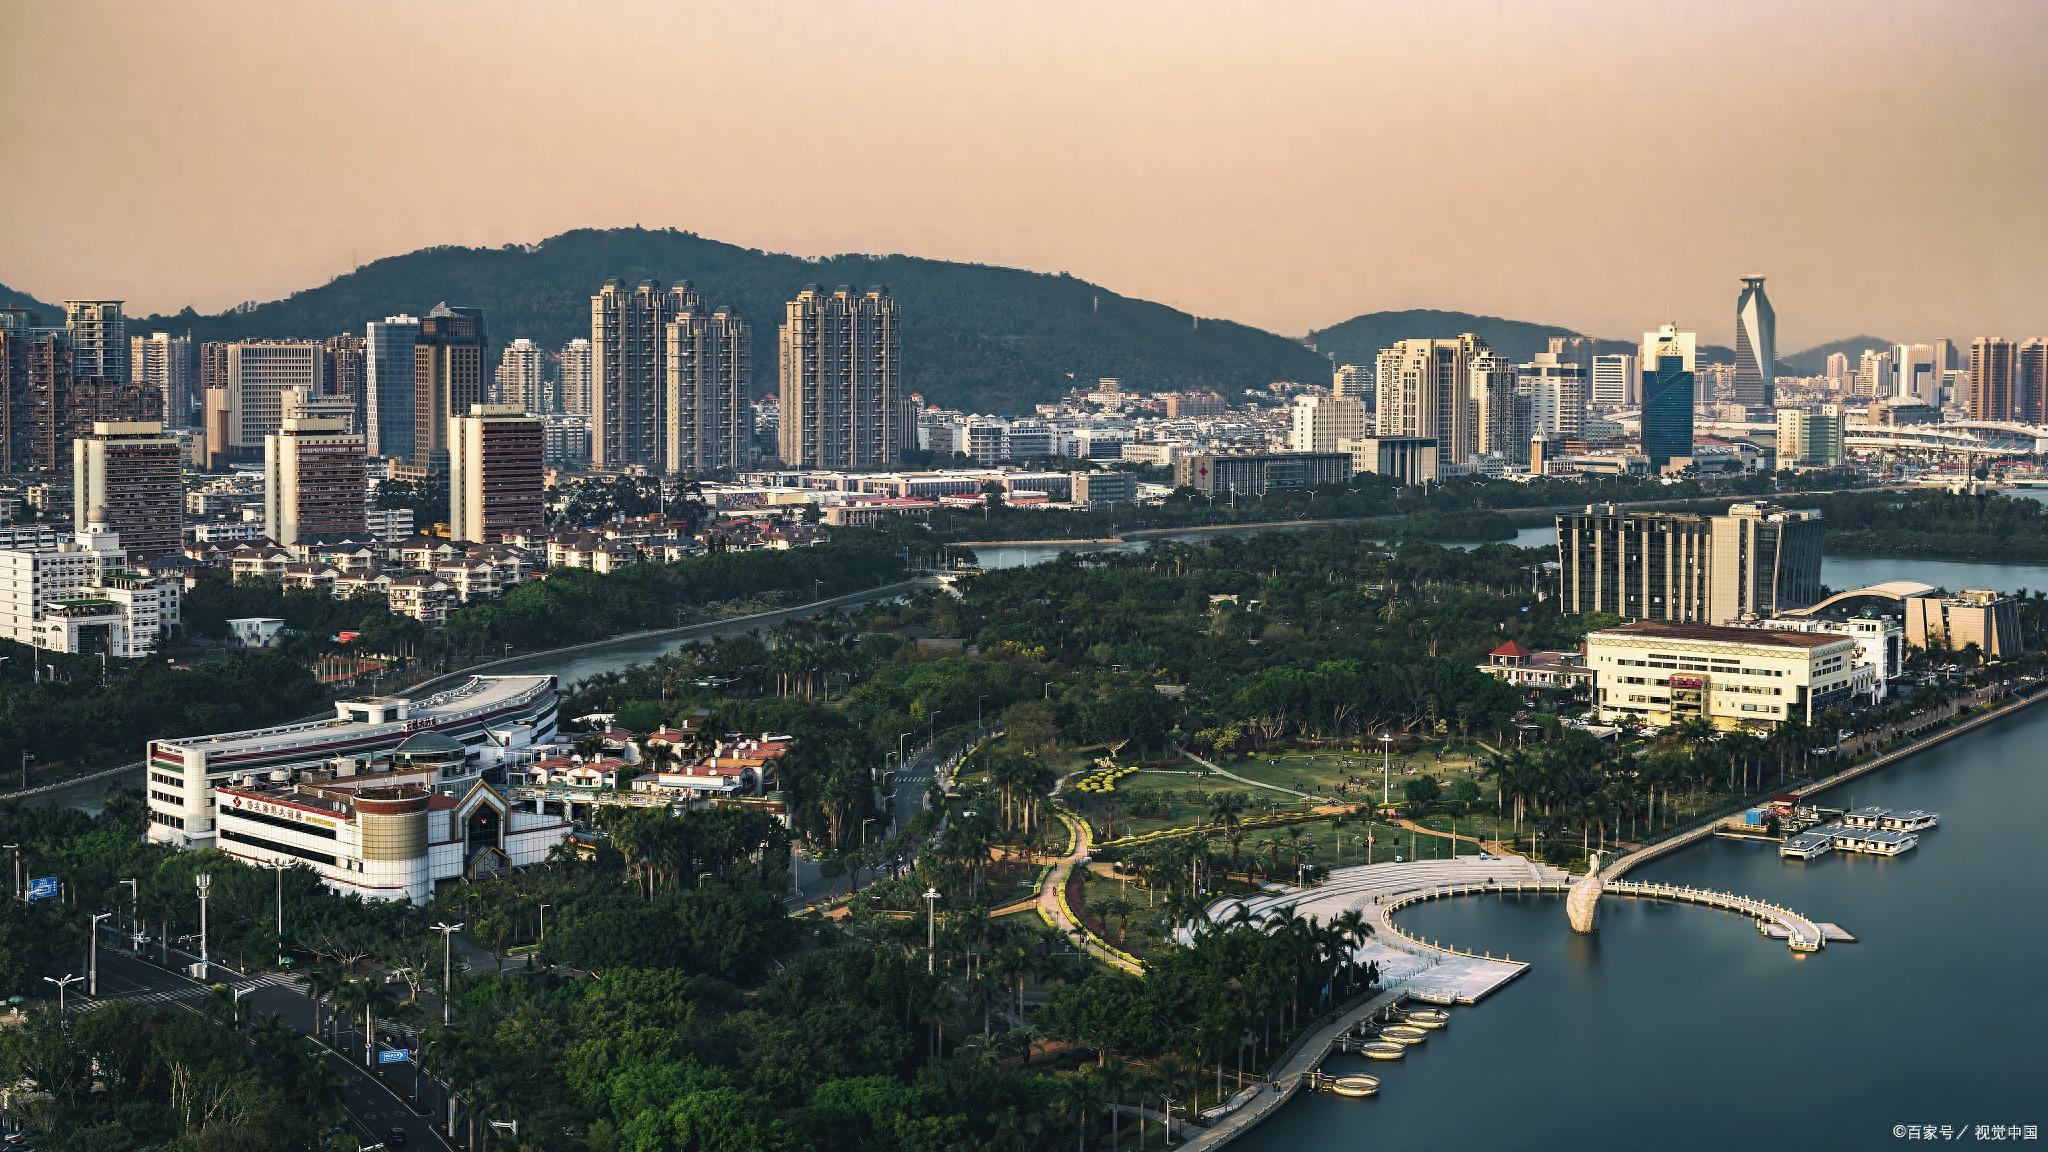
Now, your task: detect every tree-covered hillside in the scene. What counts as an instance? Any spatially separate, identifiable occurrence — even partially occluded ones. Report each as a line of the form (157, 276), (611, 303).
(117, 228), (1331, 413)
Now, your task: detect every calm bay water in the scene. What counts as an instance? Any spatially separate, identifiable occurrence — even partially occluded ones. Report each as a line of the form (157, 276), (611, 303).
(1234, 686), (2048, 1150)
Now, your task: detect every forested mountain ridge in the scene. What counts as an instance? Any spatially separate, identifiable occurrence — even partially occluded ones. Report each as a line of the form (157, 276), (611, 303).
(112, 228), (1334, 413)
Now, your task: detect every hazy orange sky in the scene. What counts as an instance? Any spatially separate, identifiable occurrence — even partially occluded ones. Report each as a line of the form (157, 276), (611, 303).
(3, 0), (2044, 348)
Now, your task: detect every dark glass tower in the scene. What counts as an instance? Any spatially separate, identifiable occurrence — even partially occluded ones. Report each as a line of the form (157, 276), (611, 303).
(1642, 324), (1695, 469)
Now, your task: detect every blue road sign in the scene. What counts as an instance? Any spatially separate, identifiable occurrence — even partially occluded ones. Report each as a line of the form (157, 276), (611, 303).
(378, 1047), (411, 1065)
(25, 876), (57, 902)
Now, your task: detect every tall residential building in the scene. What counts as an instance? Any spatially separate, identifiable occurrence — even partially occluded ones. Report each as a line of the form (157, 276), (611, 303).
(1853, 348), (1894, 400)
(1776, 404), (1845, 469)
(130, 331), (194, 427)
(1968, 338), (2015, 422)
(777, 286), (907, 470)
(1733, 275), (1776, 409)
(412, 304), (487, 473)
(1374, 334), (1487, 464)
(664, 291), (752, 474)
(1517, 352), (1587, 443)
(1640, 324), (1696, 469)
(263, 416), (367, 545)
(1555, 502), (1821, 624)
(226, 340), (325, 454)
(1468, 352), (1521, 461)
(1891, 343), (1937, 406)
(0, 329), (38, 472)
(323, 333), (368, 432)
(2018, 340), (2048, 425)
(558, 337), (592, 416)
(1590, 353), (1637, 410)
(72, 421), (183, 559)
(63, 301), (127, 383)
(1824, 351), (1849, 383)
(590, 280), (670, 470)
(496, 337), (547, 413)
(364, 316), (420, 461)
(449, 404), (544, 544)
(24, 334), (161, 474)
(1289, 393), (1366, 454)
(1333, 363), (1373, 403)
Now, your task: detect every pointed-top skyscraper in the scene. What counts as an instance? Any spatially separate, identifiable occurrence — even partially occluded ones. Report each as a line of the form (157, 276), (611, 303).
(1734, 275), (1776, 410)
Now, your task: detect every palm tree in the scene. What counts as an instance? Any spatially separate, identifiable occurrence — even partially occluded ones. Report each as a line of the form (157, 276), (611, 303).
(1101, 1057), (1131, 1149)
(1055, 1069), (1104, 1152)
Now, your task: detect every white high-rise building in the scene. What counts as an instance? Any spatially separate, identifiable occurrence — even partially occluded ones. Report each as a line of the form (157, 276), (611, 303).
(1374, 335), (1487, 463)
(1289, 393), (1366, 454)
(1590, 353), (1637, 410)
(558, 338), (592, 416)
(1734, 275), (1776, 409)
(227, 340), (326, 452)
(495, 338), (548, 413)
(130, 331), (194, 426)
(1518, 353), (1588, 441)
(1855, 348), (1895, 399)
(365, 315), (421, 460)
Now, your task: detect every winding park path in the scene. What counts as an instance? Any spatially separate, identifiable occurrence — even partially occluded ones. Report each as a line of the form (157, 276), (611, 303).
(1038, 769), (1145, 974)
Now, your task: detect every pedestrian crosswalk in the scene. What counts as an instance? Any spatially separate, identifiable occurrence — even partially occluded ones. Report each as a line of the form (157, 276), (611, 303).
(74, 968), (304, 1013)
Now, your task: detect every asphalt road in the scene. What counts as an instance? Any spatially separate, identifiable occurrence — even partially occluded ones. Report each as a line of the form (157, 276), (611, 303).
(62, 940), (452, 1151)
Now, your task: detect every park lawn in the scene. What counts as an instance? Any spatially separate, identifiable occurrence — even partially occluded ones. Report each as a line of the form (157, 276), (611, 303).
(1071, 768), (1313, 840)
(1218, 743), (1494, 803)
(1077, 868), (1181, 958)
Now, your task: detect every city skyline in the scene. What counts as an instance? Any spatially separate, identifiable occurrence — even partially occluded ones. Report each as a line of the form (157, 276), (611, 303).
(3, 2), (2046, 350)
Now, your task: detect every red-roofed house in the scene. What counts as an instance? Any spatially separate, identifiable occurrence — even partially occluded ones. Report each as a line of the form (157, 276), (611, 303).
(1479, 640), (1591, 691)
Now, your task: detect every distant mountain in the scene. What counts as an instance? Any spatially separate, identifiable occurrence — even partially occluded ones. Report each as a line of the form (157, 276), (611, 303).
(1307, 308), (1740, 368)
(0, 283), (56, 324)
(93, 228), (1331, 413)
(1780, 335), (1895, 378)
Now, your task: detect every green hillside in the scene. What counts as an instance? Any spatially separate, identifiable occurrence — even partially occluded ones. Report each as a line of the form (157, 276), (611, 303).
(117, 228), (1330, 413)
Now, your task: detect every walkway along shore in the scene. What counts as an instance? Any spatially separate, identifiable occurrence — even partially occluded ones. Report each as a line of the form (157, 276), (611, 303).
(1604, 677), (2048, 880)
(1181, 676), (2048, 1148)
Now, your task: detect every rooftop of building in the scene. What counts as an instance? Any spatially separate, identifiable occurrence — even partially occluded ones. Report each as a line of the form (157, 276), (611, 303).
(155, 674), (554, 754)
(1590, 621), (1853, 650)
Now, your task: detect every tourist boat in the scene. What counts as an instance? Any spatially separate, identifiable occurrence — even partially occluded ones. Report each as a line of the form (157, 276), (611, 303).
(1829, 826), (1918, 856)
(1379, 1025), (1429, 1045)
(1842, 807), (1940, 833)
(1401, 1008), (1451, 1028)
(1330, 1074), (1380, 1098)
(1359, 1041), (1407, 1060)
(1780, 830), (1834, 860)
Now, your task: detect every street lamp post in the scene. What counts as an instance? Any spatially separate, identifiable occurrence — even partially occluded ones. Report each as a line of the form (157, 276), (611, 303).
(430, 922), (463, 1026)
(1161, 1094), (1180, 1145)
(89, 912), (111, 995)
(120, 879), (138, 943)
(18, 752), (31, 792)
(922, 887), (940, 974)
(265, 860), (297, 965)
(537, 903), (549, 944)
(1378, 733), (1393, 807)
(43, 973), (82, 1014)
(861, 817), (876, 847)
(929, 710), (943, 748)
(195, 873), (211, 981)
(4, 843), (17, 901)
